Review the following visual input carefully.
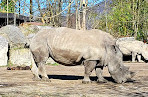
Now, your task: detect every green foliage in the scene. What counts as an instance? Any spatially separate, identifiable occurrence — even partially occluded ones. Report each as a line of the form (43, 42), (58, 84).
(7, 61), (14, 67)
(96, 0), (148, 42)
(0, 0), (16, 13)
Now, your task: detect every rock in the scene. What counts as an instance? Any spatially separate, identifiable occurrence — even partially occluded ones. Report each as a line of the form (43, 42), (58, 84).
(0, 36), (8, 66)
(117, 37), (135, 42)
(37, 26), (53, 30)
(9, 48), (32, 66)
(19, 25), (39, 36)
(0, 25), (28, 48)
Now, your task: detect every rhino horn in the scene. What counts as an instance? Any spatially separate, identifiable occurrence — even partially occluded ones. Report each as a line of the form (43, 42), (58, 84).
(122, 66), (129, 71)
(130, 71), (136, 78)
(125, 66), (130, 70)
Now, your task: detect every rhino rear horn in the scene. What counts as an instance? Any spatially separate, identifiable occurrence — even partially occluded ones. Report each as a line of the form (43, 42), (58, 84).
(125, 66), (130, 70)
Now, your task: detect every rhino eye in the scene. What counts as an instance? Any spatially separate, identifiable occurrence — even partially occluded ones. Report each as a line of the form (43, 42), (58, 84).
(112, 45), (117, 53)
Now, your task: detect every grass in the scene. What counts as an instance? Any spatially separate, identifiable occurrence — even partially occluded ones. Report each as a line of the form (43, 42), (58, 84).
(47, 63), (59, 66)
(7, 61), (13, 67)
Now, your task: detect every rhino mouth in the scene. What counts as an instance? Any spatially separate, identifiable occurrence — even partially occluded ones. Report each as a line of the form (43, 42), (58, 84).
(111, 70), (136, 84)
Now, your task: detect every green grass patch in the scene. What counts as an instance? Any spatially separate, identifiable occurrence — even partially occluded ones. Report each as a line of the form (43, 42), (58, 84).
(47, 63), (59, 66)
(7, 61), (14, 67)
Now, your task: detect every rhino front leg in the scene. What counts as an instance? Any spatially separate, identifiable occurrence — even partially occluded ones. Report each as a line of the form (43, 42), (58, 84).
(95, 66), (108, 83)
(31, 45), (50, 82)
(82, 60), (97, 84)
(132, 52), (136, 62)
(31, 60), (41, 81)
(38, 61), (50, 82)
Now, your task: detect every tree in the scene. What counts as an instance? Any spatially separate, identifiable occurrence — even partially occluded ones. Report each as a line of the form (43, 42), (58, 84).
(82, 0), (88, 30)
(75, 0), (78, 29)
(36, 0), (45, 24)
(1, 0), (16, 12)
(30, 0), (33, 15)
(67, 0), (71, 28)
(96, 0), (148, 41)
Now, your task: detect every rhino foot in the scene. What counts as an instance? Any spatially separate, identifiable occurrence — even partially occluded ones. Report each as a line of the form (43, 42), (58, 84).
(97, 78), (108, 83)
(41, 76), (51, 82)
(32, 76), (41, 81)
(82, 80), (91, 84)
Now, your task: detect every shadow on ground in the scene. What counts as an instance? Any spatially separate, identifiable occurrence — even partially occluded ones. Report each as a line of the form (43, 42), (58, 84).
(48, 75), (115, 82)
(47, 75), (136, 83)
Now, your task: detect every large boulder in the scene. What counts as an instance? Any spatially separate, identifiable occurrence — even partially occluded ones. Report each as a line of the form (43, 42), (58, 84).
(0, 36), (8, 66)
(37, 26), (53, 30)
(9, 48), (32, 66)
(0, 25), (28, 48)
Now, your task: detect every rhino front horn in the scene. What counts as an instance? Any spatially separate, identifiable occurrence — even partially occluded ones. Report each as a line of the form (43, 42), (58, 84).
(130, 71), (136, 78)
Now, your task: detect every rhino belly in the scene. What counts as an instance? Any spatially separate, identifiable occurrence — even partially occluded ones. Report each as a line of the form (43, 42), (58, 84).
(50, 48), (81, 66)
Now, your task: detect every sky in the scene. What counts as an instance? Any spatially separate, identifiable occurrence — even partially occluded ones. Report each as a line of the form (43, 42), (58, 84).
(0, 0), (103, 17)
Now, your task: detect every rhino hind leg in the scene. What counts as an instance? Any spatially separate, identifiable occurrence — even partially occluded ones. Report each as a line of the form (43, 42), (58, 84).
(82, 60), (97, 84)
(95, 66), (108, 83)
(38, 61), (51, 82)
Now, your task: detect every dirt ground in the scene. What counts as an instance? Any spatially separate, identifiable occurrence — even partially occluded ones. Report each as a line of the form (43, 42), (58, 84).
(0, 62), (148, 97)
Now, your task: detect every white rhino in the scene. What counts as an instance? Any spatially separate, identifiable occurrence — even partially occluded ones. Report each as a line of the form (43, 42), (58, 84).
(30, 27), (135, 83)
(116, 40), (148, 62)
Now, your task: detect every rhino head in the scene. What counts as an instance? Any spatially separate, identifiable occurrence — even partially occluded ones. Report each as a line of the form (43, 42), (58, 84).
(142, 44), (148, 60)
(107, 44), (135, 83)
(109, 65), (135, 83)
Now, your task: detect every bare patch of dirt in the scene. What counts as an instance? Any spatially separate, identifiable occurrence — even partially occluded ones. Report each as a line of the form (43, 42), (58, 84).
(0, 63), (148, 97)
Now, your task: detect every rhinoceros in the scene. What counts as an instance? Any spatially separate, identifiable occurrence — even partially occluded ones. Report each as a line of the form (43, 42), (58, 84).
(30, 27), (135, 83)
(116, 40), (148, 62)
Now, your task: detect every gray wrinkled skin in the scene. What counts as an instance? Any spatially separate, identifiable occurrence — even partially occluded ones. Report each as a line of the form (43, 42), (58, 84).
(30, 27), (135, 83)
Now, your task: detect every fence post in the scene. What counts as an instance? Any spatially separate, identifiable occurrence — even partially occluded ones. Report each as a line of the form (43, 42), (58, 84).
(7, 0), (9, 25)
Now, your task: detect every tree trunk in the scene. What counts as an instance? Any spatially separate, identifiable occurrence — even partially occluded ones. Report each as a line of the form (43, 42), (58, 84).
(19, 0), (20, 14)
(58, 0), (62, 27)
(67, 0), (71, 28)
(53, 0), (57, 26)
(75, 0), (78, 29)
(36, 0), (45, 24)
(82, 0), (88, 30)
(30, 0), (33, 20)
(105, 0), (108, 32)
(78, 0), (82, 29)
(30, 0), (33, 15)
(82, 0), (86, 30)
